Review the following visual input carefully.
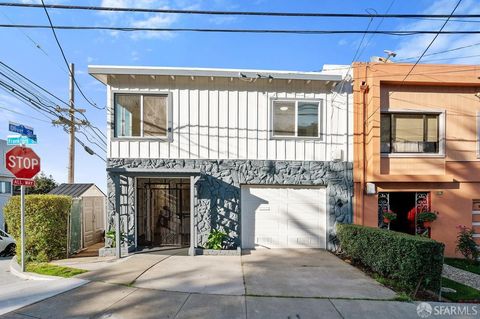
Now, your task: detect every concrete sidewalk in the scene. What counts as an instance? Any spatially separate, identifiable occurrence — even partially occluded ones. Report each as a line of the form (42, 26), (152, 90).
(1, 281), (461, 319)
(0, 257), (87, 316)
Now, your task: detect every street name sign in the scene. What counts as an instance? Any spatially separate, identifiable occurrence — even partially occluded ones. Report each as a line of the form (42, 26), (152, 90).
(7, 135), (37, 145)
(8, 122), (35, 138)
(5, 146), (41, 179)
(13, 179), (36, 187)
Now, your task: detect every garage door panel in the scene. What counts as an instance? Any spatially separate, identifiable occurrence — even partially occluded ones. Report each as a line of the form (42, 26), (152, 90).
(241, 186), (326, 249)
(287, 235), (321, 248)
(256, 236), (282, 248)
(247, 188), (287, 204)
(287, 220), (320, 233)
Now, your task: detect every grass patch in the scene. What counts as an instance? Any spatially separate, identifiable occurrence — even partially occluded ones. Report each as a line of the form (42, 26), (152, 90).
(372, 273), (413, 301)
(26, 262), (88, 278)
(441, 277), (480, 302)
(444, 258), (480, 275)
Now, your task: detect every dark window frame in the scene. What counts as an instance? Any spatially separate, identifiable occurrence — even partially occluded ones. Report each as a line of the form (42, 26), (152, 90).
(381, 112), (440, 154)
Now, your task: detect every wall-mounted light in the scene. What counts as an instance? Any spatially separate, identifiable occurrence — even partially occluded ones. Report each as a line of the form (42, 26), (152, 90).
(280, 106), (289, 111)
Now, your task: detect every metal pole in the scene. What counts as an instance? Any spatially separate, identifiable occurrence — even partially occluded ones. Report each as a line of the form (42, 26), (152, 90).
(68, 63), (75, 184)
(20, 185), (25, 272)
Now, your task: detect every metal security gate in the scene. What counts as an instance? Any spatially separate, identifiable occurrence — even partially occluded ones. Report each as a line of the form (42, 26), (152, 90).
(137, 178), (190, 247)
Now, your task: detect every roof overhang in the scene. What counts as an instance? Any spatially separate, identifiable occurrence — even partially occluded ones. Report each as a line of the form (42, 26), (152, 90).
(88, 65), (343, 85)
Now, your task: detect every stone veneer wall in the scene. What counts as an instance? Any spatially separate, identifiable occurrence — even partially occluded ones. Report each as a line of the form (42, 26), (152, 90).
(107, 159), (353, 250)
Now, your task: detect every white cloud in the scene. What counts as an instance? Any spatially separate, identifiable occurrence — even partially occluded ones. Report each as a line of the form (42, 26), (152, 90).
(394, 0), (480, 65)
(99, 0), (178, 40)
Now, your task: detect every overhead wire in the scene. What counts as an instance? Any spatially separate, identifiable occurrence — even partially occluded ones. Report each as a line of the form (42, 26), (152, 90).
(1, 24), (480, 35)
(396, 0), (463, 85)
(39, 0), (104, 110)
(0, 61), (107, 144)
(2, 2), (480, 19)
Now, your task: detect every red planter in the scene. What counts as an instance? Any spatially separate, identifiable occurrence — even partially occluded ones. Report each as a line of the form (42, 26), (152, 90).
(423, 221), (432, 228)
(383, 218), (391, 224)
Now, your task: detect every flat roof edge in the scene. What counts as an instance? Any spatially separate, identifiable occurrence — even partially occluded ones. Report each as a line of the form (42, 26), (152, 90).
(88, 65), (343, 83)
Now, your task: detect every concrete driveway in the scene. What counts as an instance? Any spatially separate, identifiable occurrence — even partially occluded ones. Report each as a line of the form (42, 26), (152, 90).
(242, 249), (396, 299)
(118, 248), (395, 299)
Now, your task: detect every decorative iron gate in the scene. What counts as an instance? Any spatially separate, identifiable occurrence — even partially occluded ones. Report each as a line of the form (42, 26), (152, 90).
(377, 192), (430, 230)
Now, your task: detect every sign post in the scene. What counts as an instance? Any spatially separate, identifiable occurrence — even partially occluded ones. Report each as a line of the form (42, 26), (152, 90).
(5, 145), (40, 272)
(20, 185), (25, 272)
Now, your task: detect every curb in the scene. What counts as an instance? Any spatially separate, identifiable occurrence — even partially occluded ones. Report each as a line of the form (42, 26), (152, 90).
(9, 257), (59, 281)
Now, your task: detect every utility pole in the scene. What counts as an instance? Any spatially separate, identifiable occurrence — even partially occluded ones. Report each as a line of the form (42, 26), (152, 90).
(53, 62), (89, 183)
(68, 63), (75, 184)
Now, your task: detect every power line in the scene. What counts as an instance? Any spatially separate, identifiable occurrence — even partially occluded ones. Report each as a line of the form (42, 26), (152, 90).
(357, 0), (396, 61)
(0, 65), (106, 150)
(396, 41), (480, 62)
(0, 104), (51, 123)
(398, 0), (463, 84)
(1, 24), (480, 35)
(2, 2), (480, 19)
(0, 60), (107, 143)
(39, 0), (104, 110)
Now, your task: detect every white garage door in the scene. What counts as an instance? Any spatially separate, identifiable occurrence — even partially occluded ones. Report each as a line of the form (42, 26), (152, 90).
(241, 186), (327, 249)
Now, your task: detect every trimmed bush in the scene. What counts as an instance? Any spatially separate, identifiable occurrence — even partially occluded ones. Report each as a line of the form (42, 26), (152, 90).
(336, 224), (444, 293)
(4, 195), (72, 262)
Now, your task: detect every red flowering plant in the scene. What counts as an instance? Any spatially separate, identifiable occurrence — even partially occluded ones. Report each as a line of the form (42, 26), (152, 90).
(383, 210), (397, 223)
(456, 225), (479, 262)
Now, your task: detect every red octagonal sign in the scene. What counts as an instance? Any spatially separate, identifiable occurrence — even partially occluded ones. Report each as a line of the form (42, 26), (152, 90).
(5, 146), (41, 179)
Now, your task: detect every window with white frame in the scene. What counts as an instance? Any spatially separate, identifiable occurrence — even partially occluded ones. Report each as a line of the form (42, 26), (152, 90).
(272, 99), (321, 138)
(114, 93), (168, 138)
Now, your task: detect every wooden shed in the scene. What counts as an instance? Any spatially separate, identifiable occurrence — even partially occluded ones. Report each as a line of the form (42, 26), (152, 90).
(49, 183), (106, 250)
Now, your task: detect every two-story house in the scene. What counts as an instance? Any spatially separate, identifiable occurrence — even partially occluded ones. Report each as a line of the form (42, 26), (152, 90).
(353, 62), (480, 256)
(89, 65), (353, 256)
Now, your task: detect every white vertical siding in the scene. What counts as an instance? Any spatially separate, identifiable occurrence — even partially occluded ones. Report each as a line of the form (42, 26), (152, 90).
(209, 88), (219, 159)
(108, 76), (352, 162)
(218, 89), (229, 159)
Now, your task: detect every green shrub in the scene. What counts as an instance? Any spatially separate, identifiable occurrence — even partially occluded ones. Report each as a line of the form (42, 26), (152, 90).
(205, 229), (227, 250)
(4, 195), (72, 262)
(336, 224), (444, 294)
(455, 225), (479, 262)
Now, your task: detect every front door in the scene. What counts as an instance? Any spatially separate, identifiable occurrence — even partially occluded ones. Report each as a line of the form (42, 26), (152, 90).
(137, 178), (190, 247)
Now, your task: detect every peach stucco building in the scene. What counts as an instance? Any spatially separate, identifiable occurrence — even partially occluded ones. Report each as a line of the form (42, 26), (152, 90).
(353, 62), (480, 257)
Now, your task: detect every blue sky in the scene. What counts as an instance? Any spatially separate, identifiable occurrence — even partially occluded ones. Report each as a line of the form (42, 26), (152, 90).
(0, 0), (479, 192)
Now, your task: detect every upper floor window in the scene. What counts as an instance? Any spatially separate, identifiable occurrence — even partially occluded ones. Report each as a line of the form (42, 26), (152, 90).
(381, 113), (439, 154)
(272, 99), (321, 138)
(0, 181), (11, 194)
(114, 94), (168, 138)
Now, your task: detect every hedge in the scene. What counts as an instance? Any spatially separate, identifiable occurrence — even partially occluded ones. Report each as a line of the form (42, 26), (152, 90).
(4, 195), (72, 262)
(336, 224), (444, 293)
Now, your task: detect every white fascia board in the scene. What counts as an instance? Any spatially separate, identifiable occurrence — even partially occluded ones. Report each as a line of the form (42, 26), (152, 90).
(88, 65), (343, 85)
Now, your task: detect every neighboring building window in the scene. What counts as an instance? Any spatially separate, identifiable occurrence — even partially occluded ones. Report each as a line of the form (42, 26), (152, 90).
(114, 94), (168, 137)
(272, 100), (321, 138)
(0, 181), (11, 194)
(381, 113), (439, 153)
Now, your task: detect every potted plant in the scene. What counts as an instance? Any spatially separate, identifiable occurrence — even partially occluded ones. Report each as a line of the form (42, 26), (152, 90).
(417, 211), (438, 228)
(383, 210), (397, 224)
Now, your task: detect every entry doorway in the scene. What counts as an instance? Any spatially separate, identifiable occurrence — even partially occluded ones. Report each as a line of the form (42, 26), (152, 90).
(378, 192), (430, 236)
(136, 178), (191, 248)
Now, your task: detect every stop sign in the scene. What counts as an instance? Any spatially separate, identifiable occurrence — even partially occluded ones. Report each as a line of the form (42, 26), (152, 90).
(5, 146), (41, 179)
